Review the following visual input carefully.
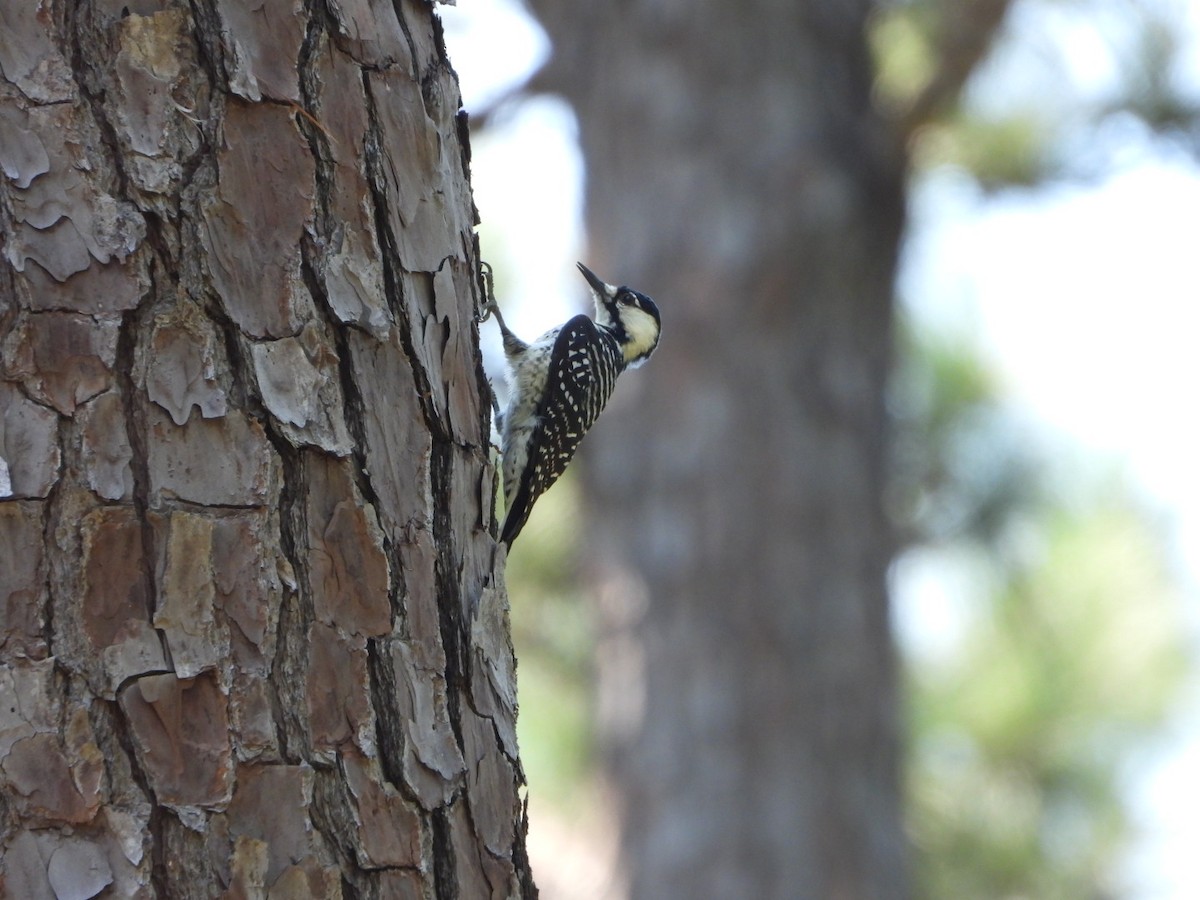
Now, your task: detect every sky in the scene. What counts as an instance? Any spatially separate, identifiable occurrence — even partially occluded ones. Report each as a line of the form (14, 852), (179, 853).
(439, 1), (1200, 895)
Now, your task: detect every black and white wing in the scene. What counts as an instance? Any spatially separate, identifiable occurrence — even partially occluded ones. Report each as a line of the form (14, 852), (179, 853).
(500, 315), (622, 545)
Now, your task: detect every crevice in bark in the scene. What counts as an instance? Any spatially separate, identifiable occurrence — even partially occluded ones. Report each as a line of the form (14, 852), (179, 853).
(291, 11), (420, 809)
(513, 795), (539, 900)
(178, 3), (224, 197)
(203, 295), (311, 770)
(142, 209), (180, 300)
(115, 283), (169, 660)
(60, 0), (164, 657)
(267, 440), (312, 766)
(430, 804), (457, 900)
(62, 3), (130, 199)
(271, 581), (308, 767)
(429, 441), (465, 744)
(466, 231), (497, 477)
(418, 19), (455, 118)
(310, 764), (357, 878)
(0, 262), (17, 337)
(36, 444), (64, 659)
(359, 71), (446, 443)
(426, 4), (450, 67)
(297, 8), (335, 242)
(0, 789), (13, 838)
(366, 637), (407, 791)
(388, 0), (422, 82)
(25, 508), (49, 661)
(294, 13), (409, 631)
(302, 0), (340, 59)
(186, 0), (228, 92)
(340, 875), (362, 900)
(195, 270), (310, 764)
(301, 241), (413, 633)
(206, 288), (256, 412)
(91, 693), (169, 896)
(455, 111), (477, 213)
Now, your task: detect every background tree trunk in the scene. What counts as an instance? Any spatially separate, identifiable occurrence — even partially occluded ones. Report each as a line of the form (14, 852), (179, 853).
(0, 2), (532, 896)
(526, 2), (907, 897)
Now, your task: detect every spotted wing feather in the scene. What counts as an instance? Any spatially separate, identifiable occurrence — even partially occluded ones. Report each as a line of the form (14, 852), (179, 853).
(501, 315), (622, 545)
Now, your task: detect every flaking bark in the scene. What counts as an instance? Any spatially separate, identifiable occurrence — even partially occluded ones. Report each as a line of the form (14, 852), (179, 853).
(0, 2), (531, 897)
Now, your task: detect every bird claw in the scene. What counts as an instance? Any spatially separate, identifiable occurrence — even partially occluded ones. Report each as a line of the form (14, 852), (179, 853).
(475, 260), (497, 323)
(476, 300), (498, 324)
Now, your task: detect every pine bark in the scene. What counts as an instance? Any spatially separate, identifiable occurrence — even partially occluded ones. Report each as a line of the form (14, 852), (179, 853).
(0, 2), (531, 897)
(527, 2), (907, 897)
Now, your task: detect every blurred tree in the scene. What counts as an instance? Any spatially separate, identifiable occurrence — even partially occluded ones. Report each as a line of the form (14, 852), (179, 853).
(525, 1), (913, 897)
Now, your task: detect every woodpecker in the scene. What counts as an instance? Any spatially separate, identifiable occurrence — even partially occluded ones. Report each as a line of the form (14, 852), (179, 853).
(485, 262), (661, 546)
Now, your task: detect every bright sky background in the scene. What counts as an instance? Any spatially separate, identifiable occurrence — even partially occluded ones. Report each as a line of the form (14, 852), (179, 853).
(440, 1), (1200, 895)
(905, 161), (1200, 549)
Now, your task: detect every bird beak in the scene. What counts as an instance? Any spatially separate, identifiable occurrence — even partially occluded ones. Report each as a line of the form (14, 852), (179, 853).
(576, 262), (610, 296)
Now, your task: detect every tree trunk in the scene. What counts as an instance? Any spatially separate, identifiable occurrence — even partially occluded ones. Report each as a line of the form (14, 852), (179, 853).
(0, 2), (532, 897)
(527, 2), (907, 897)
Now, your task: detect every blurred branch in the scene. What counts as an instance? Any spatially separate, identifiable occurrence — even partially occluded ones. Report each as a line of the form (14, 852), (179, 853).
(898, 0), (1015, 138)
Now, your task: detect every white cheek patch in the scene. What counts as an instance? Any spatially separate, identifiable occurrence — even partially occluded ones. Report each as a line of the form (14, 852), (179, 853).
(621, 307), (660, 364)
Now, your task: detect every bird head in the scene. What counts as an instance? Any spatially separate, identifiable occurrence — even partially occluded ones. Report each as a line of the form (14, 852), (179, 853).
(577, 262), (662, 367)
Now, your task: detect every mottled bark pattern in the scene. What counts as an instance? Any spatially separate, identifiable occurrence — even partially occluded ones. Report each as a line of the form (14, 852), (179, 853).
(0, 2), (530, 897)
(529, 1), (907, 897)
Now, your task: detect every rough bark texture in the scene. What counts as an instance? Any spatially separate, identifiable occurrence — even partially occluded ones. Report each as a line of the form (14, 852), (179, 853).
(527, 2), (907, 897)
(0, 2), (532, 897)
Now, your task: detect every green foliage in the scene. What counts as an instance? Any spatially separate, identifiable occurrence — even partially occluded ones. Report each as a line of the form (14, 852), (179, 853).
(871, 0), (1200, 187)
(870, 4), (940, 113)
(870, 0), (1060, 187)
(913, 115), (1055, 188)
(908, 505), (1186, 899)
(892, 316), (1188, 898)
(888, 319), (1042, 548)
